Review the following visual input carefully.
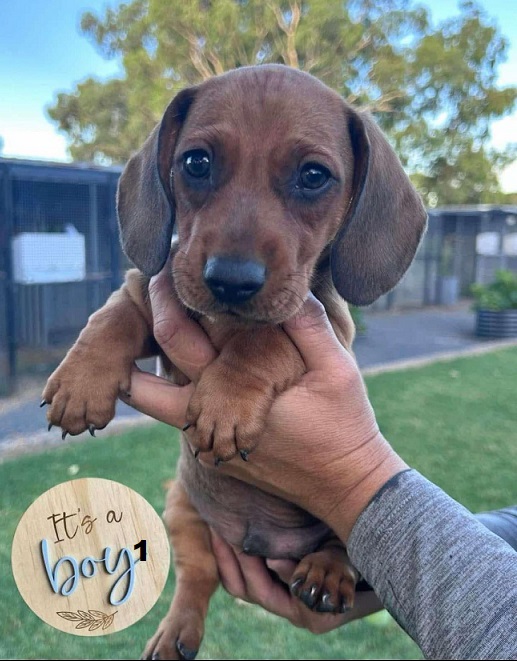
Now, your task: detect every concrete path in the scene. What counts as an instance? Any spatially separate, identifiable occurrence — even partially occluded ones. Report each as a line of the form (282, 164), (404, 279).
(353, 303), (517, 371)
(1, 303), (515, 460)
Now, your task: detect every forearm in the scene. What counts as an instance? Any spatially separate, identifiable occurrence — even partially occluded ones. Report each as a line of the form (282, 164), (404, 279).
(346, 469), (517, 659)
(322, 435), (408, 542)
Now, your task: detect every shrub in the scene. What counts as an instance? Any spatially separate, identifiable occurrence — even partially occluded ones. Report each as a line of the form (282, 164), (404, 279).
(471, 269), (517, 311)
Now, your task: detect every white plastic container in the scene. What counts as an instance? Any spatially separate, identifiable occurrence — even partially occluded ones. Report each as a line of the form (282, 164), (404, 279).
(11, 232), (86, 284)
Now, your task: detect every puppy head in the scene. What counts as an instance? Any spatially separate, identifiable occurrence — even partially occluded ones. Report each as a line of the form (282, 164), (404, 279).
(117, 65), (427, 322)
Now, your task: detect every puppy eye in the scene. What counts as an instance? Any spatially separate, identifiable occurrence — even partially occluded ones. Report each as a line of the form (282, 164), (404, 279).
(299, 163), (331, 190)
(183, 149), (211, 179)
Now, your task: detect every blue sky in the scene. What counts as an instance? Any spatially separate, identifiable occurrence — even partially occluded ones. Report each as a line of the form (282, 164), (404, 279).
(1, 0), (516, 190)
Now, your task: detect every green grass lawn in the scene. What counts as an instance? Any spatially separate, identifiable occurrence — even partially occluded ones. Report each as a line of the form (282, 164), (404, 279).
(1, 347), (516, 660)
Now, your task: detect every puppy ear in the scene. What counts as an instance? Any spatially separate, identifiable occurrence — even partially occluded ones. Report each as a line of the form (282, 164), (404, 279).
(116, 87), (197, 276)
(330, 110), (427, 306)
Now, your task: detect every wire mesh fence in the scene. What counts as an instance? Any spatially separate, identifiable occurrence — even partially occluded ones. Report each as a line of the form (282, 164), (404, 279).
(0, 159), (124, 394)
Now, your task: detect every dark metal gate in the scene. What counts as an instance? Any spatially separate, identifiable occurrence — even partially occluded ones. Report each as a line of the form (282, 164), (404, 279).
(0, 158), (124, 395)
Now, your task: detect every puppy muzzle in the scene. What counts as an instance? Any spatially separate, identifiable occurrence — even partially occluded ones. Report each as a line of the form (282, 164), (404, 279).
(203, 256), (266, 305)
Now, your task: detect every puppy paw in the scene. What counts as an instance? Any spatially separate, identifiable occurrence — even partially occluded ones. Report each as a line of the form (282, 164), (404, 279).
(142, 610), (203, 661)
(41, 343), (131, 437)
(290, 546), (359, 614)
(184, 364), (273, 464)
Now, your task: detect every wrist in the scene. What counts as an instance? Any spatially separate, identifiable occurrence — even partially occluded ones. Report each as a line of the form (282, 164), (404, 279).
(323, 433), (408, 543)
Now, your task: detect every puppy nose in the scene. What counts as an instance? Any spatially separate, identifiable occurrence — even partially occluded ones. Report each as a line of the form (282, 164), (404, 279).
(203, 256), (266, 304)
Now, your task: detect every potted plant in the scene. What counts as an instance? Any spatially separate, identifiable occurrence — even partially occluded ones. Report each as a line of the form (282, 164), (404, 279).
(471, 269), (517, 338)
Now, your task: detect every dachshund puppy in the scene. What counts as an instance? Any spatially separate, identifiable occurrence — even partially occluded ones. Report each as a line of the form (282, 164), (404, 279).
(43, 65), (427, 659)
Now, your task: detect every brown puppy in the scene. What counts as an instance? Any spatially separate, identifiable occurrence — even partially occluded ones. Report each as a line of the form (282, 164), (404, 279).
(43, 65), (427, 659)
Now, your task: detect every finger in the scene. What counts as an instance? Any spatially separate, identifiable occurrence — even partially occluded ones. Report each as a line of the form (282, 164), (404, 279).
(149, 263), (217, 382)
(210, 530), (247, 598)
(211, 531), (294, 618)
(282, 293), (355, 374)
(234, 550), (294, 617)
(120, 368), (194, 428)
(265, 558), (298, 584)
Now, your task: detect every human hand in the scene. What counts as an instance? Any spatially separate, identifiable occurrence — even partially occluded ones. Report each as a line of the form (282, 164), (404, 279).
(210, 530), (383, 633)
(120, 263), (217, 425)
(125, 265), (407, 541)
(206, 297), (407, 539)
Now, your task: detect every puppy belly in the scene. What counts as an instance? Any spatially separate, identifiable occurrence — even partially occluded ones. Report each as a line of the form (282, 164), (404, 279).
(178, 446), (332, 559)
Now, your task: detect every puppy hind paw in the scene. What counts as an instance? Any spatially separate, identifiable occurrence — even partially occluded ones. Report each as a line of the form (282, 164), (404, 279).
(142, 618), (201, 661)
(141, 637), (197, 661)
(290, 546), (358, 614)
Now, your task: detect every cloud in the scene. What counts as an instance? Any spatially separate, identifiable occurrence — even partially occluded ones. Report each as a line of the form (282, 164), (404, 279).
(2, 125), (69, 162)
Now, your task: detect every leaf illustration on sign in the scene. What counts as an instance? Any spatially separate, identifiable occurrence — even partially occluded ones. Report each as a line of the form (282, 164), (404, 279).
(57, 609), (117, 631)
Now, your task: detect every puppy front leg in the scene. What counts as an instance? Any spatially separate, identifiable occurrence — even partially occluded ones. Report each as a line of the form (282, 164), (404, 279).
(143, 480), (219, 661)
(43, 269), (155, 436)
(185, 325), (305, 463)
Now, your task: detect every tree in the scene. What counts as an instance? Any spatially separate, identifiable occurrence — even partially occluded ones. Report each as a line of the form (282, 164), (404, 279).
(47, 0), (517, 204)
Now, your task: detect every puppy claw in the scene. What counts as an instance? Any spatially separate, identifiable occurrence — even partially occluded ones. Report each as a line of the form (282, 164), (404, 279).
(88, 425), (96, 437)
(315, 592), (335, 613)
(177, 641), (198, 660)
(290, 577), (304, 594)
(182, 423), (192, 432)
(47, 423), (53, 432)
(61, 430), (68, 441)
(194, 449), (200, 460)
(240, 450), (249, 462)
(39, 399), (47, 408)
(214, 457), (222, 468)
(299, 583), (319, 609)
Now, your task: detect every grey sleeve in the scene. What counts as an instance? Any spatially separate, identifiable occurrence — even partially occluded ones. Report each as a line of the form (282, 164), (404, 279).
(347, 469), (517, 660)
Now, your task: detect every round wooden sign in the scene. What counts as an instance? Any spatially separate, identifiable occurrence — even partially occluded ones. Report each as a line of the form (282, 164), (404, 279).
(11, 478), (170, 636)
